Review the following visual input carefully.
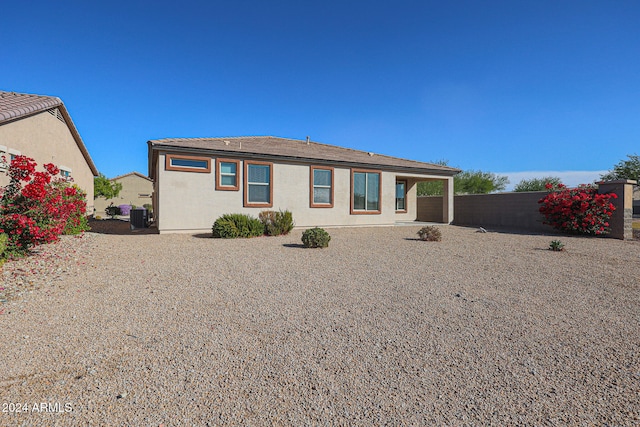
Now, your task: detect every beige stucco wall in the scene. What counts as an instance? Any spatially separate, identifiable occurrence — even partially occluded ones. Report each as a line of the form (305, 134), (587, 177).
(155, 152), (453, 233)
(94, 174), (153, 217)
(0, 111), (95, 212)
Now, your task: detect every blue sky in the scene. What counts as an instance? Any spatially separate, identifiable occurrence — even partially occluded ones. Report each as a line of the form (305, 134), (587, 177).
(2, 1), (638, 190)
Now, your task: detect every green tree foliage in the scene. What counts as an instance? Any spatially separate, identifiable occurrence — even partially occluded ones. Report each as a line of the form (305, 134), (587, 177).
(455, 170), (509, 194)
(417, 180), (445, 196)
(94, 174), (122, 199)
(600, 154), (640, 182)
(513, 177), (563, 192)
(417, 161), (508, 195)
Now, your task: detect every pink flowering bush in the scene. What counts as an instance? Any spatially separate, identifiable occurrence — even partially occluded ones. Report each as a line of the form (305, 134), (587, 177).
(0, 155), (88, 256)
(538, 183), (617, 235)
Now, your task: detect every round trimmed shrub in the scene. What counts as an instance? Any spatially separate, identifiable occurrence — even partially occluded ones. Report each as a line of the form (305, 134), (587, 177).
(301, 227), (331, 248)
(417, 226), (442, 241)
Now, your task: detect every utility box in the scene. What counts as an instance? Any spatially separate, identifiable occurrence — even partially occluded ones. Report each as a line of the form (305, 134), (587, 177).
(130, 208), (148, 230)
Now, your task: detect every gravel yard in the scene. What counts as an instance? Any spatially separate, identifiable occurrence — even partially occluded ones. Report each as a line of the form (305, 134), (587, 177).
(1, 224), (639, 426)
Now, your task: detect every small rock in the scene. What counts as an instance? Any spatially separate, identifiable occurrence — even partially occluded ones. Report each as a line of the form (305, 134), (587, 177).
(117, 392), (128, 399)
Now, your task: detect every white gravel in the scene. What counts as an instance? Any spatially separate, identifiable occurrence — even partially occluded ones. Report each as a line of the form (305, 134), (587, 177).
(1, 225), (639, 426)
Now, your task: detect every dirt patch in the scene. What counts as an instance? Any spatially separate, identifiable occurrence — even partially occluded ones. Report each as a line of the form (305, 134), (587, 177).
(88, 218), (157, 235)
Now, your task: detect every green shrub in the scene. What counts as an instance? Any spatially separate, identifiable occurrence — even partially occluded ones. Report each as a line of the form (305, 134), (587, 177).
(212, 214), (264, 238)
(105, 205), (121, 218)
(417, 226), (442, 241)
(0, 233), (8, 258)
(549, 240), (565, 251)
(301, 227), (331, 248)
(64, 214), (89, 235)
(259, 209), (294, 236)
(143, 204), (153, 212)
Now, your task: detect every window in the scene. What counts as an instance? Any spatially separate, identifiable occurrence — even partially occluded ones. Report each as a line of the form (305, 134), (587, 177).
(165, 154), (211, 173)
(7, 148), (20, 163)
(396, 180), (407, 212)
(244, 161), (273, 207)
(310, 166), (334, 208)
(0, 145), (7, 169)
(351, 169), (381, 214)
(215, 158), (240, 191)
(60, 169), (71, 180)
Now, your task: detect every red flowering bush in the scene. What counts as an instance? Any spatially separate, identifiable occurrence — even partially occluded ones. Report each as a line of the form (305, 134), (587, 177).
(0, 155), (88, 256)
(538, 183), (617, 235)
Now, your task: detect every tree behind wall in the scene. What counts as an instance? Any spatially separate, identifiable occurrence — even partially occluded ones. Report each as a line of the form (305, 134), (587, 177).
(417, 161), (509, 195)
(94, 173), (122, 199)
(514, 177), (563, 192)
(600, 154), (640, 182)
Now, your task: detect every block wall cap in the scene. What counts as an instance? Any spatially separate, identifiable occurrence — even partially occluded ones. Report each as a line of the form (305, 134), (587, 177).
(597, 179), (637, 185)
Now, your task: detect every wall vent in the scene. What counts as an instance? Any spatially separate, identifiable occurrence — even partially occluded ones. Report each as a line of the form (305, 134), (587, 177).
(47, 108), (65, 124)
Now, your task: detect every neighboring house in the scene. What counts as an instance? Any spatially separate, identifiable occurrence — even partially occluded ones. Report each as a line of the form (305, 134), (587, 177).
(0, 90), (98, 212)
(94, 172), (154, 217)
(148, 136), (460, 234)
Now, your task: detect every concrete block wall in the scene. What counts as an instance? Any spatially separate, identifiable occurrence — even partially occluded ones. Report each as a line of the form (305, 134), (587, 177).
(418, 181), (636, 239)
(416, 196), (443, 222)
(418, 193), (547, 231)
(453, 192), (548, 232)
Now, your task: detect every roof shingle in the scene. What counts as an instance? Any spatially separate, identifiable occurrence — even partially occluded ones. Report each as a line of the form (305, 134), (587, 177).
(0, 91), (62, 123)
(149, 136), (459, 175)
(0, 90), (98, 176)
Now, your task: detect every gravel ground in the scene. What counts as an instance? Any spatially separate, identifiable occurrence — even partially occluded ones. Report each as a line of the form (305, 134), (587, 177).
(0, 224), (639, 426)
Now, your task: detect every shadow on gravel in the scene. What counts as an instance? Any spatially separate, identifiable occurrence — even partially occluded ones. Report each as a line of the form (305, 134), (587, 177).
(88, 219), (158, 235)
(282, 243), (306, 249)
(192, 233), (213, 239)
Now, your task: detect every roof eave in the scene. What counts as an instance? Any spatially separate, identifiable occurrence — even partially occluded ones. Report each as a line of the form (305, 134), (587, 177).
(57, 105), (99, 177)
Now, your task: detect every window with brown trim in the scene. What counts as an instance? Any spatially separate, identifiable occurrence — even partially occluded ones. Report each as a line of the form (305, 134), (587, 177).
(244, 161), (273, 207)
(310, 166), (334, 208)
(396, 180), (407, 212)
(215, 158), (240, 191)
(165, 154), (211, 173)
(351, 169), (381, 214)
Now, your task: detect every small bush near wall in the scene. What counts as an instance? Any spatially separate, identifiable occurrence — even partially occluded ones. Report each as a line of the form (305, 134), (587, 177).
(538, 184), (617, 236)
(302, 227), (331, 248)
(105, 205), (121, 219)
(259, 210), (294, 236)
(212, 214), (265, 238)
(417, 226), (442, 241)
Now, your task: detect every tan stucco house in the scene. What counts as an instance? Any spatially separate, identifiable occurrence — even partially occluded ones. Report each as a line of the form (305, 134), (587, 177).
(94, 172), (153, 217)
(0, 90), (98, 212)
(148, 136), (459, 234)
